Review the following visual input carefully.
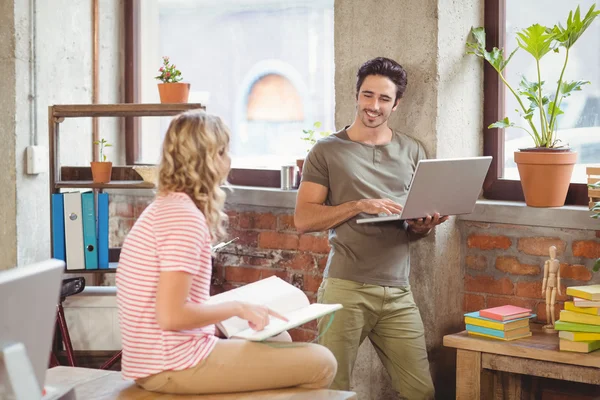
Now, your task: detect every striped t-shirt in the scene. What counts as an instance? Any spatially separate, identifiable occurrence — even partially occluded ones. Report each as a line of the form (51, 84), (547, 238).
(116, 192), (218, 380)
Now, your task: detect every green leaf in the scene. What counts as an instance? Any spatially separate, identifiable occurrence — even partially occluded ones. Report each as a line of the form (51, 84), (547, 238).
(518, 76), (548, 109)
(548, 101), (563, 117)
(552, 5), (600, 49)
(516, 24), (555, 60)
(313, 121), (322, 129)
(560, 80), (590, 98)
(104, 144), (112, 147)
(466, 27), (517, 73)
(488, 117), (514, 129)
(594, 258), (600, 272)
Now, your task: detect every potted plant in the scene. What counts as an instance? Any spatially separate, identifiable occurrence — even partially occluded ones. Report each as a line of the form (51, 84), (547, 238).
(467, 5), (600, 207)
(91, 138), (112, 184)
(297, 121), (331, 174)
(155, 56), (190, 103)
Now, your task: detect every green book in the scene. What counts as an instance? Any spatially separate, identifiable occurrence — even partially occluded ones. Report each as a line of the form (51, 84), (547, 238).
(555, 320), (600, 333)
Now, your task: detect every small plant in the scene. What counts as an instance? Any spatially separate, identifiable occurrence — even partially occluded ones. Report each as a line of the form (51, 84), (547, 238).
(93, 138), (112, 162)
(302, 121), (331, 152)
(155, 56), (183, 83)
(466, 5), (600, 149)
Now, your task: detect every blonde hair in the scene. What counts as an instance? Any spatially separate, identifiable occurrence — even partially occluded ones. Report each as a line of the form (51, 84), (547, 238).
(157, 110), (230, 241)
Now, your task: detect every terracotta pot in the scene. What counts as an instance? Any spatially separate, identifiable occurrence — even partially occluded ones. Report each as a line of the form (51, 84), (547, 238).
(157, 82), (190, 103)
(91, 161), (113, 184)
(514, 150), (577, 207)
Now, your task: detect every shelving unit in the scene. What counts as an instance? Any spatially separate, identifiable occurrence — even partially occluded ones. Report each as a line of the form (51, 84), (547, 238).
(49, 103), (205, 272)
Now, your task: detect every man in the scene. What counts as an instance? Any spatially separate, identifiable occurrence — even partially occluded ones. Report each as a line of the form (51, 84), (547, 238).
(294, 57), (447, 399)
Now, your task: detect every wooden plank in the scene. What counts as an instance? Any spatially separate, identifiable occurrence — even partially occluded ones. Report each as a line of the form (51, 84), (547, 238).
(56, 180), (154, 190)
(456, 349), (481, 400)
(482, 353), (600, 385)
(443, 324), (600, 368)
(61, 165), (145, 181)
(586, 167), (600, 176)
(52, 103), (205, 118)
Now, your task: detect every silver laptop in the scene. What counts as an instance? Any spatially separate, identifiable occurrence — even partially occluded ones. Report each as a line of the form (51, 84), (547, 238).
(0, 259), (65, 399)
(357, 156), (492, 224)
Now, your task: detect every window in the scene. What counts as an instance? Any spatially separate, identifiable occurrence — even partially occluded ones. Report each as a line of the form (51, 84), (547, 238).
(483, 0), (599, 204)
(125, 0), (335, 186)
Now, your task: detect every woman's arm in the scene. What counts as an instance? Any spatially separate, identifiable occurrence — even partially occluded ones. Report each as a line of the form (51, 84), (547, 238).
(156, 271), (286, 331)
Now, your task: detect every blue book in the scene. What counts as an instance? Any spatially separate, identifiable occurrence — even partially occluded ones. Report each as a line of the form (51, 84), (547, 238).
(51, 193), (66, 261)
(97, 193), (109, 269)
(466, 324), (531, 340)
(81, 192), (98, 269)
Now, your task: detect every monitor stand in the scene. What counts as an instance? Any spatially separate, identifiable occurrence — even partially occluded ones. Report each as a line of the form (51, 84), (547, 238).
(0, 342), (42, 400)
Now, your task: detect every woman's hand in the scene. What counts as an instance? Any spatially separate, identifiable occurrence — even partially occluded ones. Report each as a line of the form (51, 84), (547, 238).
(406, 213), (448, 234)
(236, 302), (289, 331)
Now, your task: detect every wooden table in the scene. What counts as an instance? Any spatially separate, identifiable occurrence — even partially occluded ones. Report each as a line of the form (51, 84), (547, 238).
(443, 324), (600, 399)
(45, 367), (358, 399)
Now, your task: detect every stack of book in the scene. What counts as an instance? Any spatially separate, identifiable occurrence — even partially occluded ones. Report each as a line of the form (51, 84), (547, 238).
(465, 305), (534, 341)
(555, 284), (600, 353)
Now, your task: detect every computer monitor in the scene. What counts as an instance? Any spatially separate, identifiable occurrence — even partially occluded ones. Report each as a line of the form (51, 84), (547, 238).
(0, 259), (64, 398)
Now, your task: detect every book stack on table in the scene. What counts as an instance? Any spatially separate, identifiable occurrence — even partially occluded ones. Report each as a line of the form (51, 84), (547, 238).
(464, 305), (535, 341)
(555, 284), (600, 353)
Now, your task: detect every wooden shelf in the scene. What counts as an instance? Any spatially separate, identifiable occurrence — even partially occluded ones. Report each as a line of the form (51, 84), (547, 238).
(51, 103), (205, 118)
(55, 180), (155, 189)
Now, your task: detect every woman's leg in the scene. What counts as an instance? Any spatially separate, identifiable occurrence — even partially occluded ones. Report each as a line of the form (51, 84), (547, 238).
(136, 339), (337, 395)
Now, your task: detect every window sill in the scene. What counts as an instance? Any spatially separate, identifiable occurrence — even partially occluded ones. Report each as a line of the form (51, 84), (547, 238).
(459, 200), (597, 231)
(225, 185), (298, 209)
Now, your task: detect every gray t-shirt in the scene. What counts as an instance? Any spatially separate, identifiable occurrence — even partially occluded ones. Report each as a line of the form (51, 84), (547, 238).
(301, 128), (426, 287)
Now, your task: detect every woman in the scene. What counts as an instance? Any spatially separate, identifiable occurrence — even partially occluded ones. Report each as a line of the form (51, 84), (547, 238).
(116, 110), (336, 394)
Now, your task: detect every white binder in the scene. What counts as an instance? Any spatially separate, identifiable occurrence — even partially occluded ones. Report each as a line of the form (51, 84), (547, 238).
(63, 192), (85, 270)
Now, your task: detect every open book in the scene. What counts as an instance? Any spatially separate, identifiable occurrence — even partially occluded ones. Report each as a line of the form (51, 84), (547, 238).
(205, 276), (342, 341)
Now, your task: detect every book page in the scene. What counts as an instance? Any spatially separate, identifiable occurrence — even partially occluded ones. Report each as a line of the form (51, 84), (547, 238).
(232, 303), (343, 341)
(205, 276), (310, 337)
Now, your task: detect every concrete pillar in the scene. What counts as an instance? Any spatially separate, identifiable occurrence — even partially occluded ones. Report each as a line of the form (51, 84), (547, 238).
(334, 0), (483, 397)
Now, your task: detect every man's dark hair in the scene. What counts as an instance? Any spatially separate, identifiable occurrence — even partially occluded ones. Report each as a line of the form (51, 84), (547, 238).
(356, 57), (408, 104)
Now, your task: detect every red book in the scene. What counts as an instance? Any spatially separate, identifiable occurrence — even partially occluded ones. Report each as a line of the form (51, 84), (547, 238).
(479, 305), (532, 321)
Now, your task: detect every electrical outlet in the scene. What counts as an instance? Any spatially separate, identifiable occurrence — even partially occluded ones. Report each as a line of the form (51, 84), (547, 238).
(26, 146), (47, 175)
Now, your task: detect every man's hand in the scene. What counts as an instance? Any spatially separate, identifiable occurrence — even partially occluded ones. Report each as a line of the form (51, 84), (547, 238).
(406, 213), (449, 234)
(358, 199), (403, 216)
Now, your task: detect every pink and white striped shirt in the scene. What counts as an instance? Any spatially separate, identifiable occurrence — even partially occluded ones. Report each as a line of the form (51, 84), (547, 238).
(116, 192), (217, 380)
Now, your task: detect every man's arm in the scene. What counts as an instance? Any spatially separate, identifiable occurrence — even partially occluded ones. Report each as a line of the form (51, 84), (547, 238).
(294, 181), (403, 234)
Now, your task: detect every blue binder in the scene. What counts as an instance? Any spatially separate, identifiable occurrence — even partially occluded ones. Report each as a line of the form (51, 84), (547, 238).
(81, 192), (98, 269)
(51, 193), (66, 261)
(97, 193), (109, 269)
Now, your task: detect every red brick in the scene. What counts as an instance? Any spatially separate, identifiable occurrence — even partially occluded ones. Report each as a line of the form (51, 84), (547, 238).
(464, 275), (514, 295)
(304, 274), (323, 293)
(289, 328), (317, 342)
(485, 296), (536, 311)
(238, 212), (277, 230)
(517, 237), (566, 256)
(535, 302), (563, 325)
(224, 266), (261, 283)
(572, 240), (600, 259)
(112, 201), (134, 218)
(240, 255), (272, 267)
(466, 255), (487, 271)
(258, 232), (299, 250)
(317, 256), (328, 273)
(596, 231), (600, 239)
(300, 319), (318, 331)
(467, 234), (511, 250)
(227, 229), (259, 247)
(225, 210), (238, 229)
(560, 263), (592, 282)
(133, 200), (150, 218)
(260, 269), (289, 280)
(495, 256), (541, 275)
(279, 252), (315, 272)
(278, 215), (296, 231)
(298, 235), (330, 253)
(463, 293), (485, 312)
(515, 281), (568, 301)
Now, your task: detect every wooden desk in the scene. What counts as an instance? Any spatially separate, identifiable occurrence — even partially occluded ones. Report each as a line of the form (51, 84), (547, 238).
(45, 367), (358, 400)
(443, 324), (600, 399)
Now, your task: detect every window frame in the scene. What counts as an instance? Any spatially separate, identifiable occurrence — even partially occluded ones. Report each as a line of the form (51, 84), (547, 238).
(123, 0), (284, 188)
(483, 0), (588, 205)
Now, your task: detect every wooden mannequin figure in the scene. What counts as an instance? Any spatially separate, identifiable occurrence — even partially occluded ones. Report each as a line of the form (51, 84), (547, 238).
(542, 245), (561, 334)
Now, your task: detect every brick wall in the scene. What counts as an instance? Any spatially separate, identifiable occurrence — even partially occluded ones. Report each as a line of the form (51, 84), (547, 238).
(461, 221), (600, 324)
(108, 194), (328, 341)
